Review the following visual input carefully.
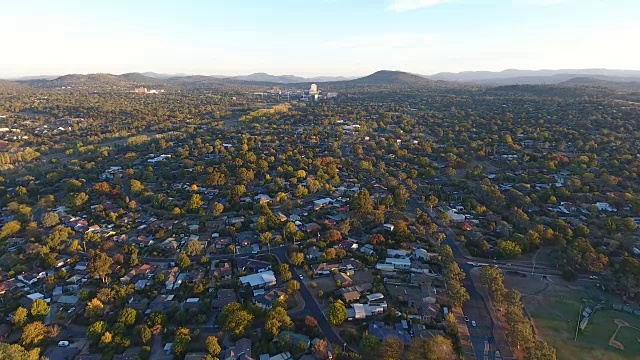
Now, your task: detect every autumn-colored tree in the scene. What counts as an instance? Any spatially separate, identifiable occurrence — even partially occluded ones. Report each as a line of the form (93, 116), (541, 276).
(20, 321), (47, 346)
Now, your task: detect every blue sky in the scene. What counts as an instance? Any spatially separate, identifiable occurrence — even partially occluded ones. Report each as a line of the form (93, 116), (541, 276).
(1, 0), (639, 77)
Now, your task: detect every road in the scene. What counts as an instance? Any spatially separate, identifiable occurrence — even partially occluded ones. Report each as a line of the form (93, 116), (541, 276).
(143, 245), (353, 352)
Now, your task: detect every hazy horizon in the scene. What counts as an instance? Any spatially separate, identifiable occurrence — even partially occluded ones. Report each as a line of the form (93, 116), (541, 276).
(2, 0), (640, 78)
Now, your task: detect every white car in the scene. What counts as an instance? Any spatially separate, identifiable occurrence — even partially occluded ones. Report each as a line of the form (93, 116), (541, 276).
(58, 341), (70, 347)
(299, 274), (304, 280)
(589, 275), (598, 280)
(67, 307), (75, 314)
(471, 321), (477, 327)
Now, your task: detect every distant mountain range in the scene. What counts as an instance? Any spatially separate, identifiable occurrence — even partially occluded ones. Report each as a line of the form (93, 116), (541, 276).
(427, 68), (640, 85)
(2, 68), (640, 92)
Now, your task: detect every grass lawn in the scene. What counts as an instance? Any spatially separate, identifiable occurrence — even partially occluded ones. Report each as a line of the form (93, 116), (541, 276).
(507, 276), (640, 360)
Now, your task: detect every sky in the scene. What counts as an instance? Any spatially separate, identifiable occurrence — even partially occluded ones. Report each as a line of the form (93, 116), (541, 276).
(1, 0), (640, 77)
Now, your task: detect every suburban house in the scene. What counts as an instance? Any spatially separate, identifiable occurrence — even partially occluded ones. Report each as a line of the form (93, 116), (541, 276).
(312, 263), (338, 276)
(254, 288), (287, 310)
(237, 258), (272, 273)
(240, 271), (276, 289)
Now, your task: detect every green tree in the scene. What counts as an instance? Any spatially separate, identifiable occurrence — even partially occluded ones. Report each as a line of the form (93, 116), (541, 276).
(138, 325), (152, 344)
(408, 335), (456, 360)
(525, 340), (557, 360)
(289, 252), (304, 266)
(88, 250), (113, 283)
(286, 280), (300, 294)
(446, 281), (470, 307)
(189, 193), (204, 211)
(87, 321), (108, 344)
(381, 336), (404, 360)
(68, 192), (89, 210)
(20, 321), (47, 346)
(352, 189), (374, 215)
(480, 266), (506, 306)
(327, 301), (347, 325)
(219, 302), (254, 337)
(117, 308), (137, 326)
(184, 239), (203, 256)
(427, 194), (439, 210)
(86, 298), (104, 319)
(173, 327), (191, 356)
(211, 202), (224, 217)
(41, 211), (60, 227)
(0, 343), (41, 360)
(30, 299), (50, 318)
(207, 170), (226, 186)
(361, 334), (381, 358)
(265, 307), (293, 337)
(496, 240), (522, 259)
(12, 307), (28, 327)
(206, 335), (222, 357)
(0, 220), (21, 239)
(176, 252), (191, 269)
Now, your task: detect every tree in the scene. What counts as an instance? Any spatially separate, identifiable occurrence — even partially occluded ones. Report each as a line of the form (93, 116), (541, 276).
(219, 302), (254, 337)
(408, 335), (456, 360)
(312, 339), (329, 359)
(88, 250), (113, 283)
(265, 307), (293, 337)
(289, 252), (304, 266)
(304, 315), (318, 329)
(325, 229), (343, 243)
(184, 239), (203, 256)
(138, 325), (152, 344)
(206, 335), (222, 357)
(230, 184), (246, 199)
(176, 252), (191, 269)
(393, 186), (409, 209)
(20, 321), (47, 346)
(207, 170), (226, 186)
(30, 299), (49, 318)
(0, 220), (21, 239)
(189, 193), (204, 211)
(130, 179), (144, 193)
(446, 281), (470, 307)
(496, 240), (522, 259)
(279, 264), (292, 282)
(525, 340), (556, 360)
(427, 194), (439, 210)
(361, 334), (382, 358)
(381, 336), (404, 360)
(327, 301), (347, 325)
(173, 327), (191, 356)
(211, 202), (224, 217)
(41, 211), (60, 227)
(86, 297), (104, 319)
(87, 321), (108, 343)
(369, 233), (385, 245)
(0, 343), (41, 360)
(480, 266), (506, 306)
(352, 189), (374, 215)
(286, 280), (300, 294)
(117, 307), (137, 326)
(68, 192), (89, 210)
(12, 307), (28, 327)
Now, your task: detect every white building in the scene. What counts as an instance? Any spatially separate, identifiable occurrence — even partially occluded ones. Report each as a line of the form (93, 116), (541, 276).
(309, 84), (318, 95)
(240, 271), (277, 289)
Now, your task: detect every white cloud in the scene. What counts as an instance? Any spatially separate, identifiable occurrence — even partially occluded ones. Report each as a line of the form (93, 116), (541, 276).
(323, 32), (432, 50)
(388, 0), (452, 12)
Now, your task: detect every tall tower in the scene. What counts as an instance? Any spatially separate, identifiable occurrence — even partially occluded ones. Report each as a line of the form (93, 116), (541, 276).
(309, 83), (318, 95)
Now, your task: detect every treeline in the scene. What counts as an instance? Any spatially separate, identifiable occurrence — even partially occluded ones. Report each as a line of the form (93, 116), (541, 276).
(480, 267), (556, 360)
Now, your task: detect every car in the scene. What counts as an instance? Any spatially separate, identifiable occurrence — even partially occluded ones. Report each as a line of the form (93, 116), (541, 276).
(589, 275), (598, 280)
(471, 320), (477, 327)
(464, 316), (469, 322)
(299, 274), (304, 280)
(67, 307), (75, 314)
(57, 341), (70, 347)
